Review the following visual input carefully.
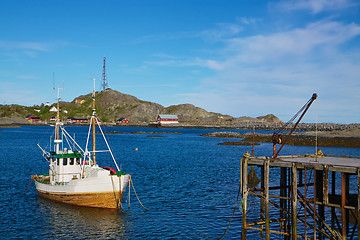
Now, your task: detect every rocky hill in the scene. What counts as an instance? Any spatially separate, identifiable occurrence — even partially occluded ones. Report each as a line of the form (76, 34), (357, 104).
(72, 90), (284, 125)
(0, 89), (283, 127)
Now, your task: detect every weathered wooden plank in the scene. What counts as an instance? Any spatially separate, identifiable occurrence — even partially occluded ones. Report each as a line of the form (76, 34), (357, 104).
(260, 165), (264, 238)
(264, 159), (270, 240)
(323, 165), (329, 205)
(358, 168), (360, 240)
(241, 157), (248, 240)
(341, 172), (346, 239)
(248, 156), (360, 174)
(291, 163), (297, 240)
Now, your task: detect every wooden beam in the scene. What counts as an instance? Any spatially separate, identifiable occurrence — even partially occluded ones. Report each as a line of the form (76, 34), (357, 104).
(264, 159), (270, 239)
(261, 165), (264, 238)
(313, 169), (317, 240)
(291, 163), (298, 240)
(280, 167), (287, 236)
(241, 156), (248, 239)
(316, 169), (325, 240)
(304, 166), (307, 239)
(331, 171), (336, 231)
(341, 172), (346, 239)
(323, 165), (329, 205)
(358, 168), (360, 240)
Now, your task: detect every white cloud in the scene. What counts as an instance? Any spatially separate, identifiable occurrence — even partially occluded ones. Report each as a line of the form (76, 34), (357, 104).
(179, 20), (360, 123)
(223, 20), (360, 64)
(0, 81), (38, 106)
(201, 22), (243, 40)
(276, 0), (356, 14)
(0, 41), (50, 52)
(16, 75), (36, 80)
(238, 17), (262, 25)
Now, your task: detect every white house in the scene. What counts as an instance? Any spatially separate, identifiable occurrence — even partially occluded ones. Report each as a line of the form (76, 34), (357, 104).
(49, 106), (58, 112)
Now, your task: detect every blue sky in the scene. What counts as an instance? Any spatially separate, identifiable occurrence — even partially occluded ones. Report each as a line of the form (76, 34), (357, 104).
(1, 0), (359, 123)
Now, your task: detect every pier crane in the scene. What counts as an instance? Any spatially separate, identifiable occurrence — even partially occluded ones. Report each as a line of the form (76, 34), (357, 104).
(272, 93), (317, 158)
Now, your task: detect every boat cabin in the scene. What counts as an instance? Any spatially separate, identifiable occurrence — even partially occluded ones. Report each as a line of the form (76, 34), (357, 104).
(49, 149), (83, 184)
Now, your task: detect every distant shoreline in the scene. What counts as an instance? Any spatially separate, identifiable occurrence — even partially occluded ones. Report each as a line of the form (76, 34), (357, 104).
(1, 122), (359, 147)
(0, 122), (359, 131)
(201, 130), (360, 148)
(1, 122), (359, 130)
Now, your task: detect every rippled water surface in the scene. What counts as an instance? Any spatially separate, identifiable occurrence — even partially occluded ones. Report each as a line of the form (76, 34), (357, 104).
(1, 126), (359, 239)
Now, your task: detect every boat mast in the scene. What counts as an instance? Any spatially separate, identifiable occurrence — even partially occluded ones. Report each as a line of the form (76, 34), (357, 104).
(92, 78), (97, 165)
(56, 89), (60, 140)
(54, 78), (64, 153)
(101, 57), (108, 92)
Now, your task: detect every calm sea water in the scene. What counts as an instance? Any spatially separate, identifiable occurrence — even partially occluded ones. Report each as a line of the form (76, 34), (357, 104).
(1, 126), (359, 239)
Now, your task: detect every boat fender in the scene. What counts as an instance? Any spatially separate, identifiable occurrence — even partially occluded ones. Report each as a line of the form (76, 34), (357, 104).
(101, 166), (117, 175)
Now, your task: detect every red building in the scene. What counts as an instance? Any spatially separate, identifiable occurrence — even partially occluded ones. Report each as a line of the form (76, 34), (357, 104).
(157, 115), (179, 124)
(117, 118), (129, 124)
(27, 115), (41, 122)
(66, 117), (89, 124)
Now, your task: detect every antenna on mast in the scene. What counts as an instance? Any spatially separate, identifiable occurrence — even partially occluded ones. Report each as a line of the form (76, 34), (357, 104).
(101, 57), (108, 91)
(53, 74), (64, 150)
(90, 78), (100, 165)
(53, 72), (55, 90)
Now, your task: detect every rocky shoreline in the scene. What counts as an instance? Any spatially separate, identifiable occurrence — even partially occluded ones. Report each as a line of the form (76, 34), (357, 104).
(1, 121), (359, 147)
(98, 131), (182, 135)
(201, 128), (360, 148)
(0, 114), (359, 132)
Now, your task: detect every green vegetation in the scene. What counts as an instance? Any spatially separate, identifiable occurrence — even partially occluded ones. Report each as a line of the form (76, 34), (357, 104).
(0, 104), (34, 118)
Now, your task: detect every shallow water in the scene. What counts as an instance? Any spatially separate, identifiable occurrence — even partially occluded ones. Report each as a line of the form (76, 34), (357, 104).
(0, 126), (359, 239)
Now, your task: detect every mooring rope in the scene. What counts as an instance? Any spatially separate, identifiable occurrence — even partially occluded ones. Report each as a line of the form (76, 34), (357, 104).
(110, 175), (119, 209)
(129, 175), (148, 211)
(119, 198), (128, 213)
(216, 181), (242, 239)
(24, 177), (34, 194)
(124, 175), (219, 238)
(118, 176), (128, 213)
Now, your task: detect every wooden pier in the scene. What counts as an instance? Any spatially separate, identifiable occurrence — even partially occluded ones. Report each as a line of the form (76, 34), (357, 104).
(241, 154), (360, 239)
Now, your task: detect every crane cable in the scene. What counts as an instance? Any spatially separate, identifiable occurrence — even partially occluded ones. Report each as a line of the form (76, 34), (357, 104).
(276, 95), (315, 135)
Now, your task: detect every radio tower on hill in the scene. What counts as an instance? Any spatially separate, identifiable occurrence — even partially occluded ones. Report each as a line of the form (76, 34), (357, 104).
(101, 57), (108, 91)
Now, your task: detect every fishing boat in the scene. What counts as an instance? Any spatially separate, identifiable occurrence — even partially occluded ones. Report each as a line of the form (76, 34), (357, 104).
(32, 83), (130, 209)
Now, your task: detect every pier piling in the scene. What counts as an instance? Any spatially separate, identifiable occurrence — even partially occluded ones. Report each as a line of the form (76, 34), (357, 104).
(240, 154), (360, 239)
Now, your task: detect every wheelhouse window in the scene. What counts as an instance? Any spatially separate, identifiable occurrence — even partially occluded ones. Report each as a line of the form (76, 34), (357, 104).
(63, 158), (67, 166)
(70, 158), (75, 165)
(76, 158), (80, 165)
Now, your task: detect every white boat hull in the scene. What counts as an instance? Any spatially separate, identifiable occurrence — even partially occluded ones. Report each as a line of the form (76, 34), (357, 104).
(34, 173), (130, 209)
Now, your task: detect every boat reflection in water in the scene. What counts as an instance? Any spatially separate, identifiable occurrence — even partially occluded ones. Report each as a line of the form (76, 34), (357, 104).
(37, 197), (129, 239)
